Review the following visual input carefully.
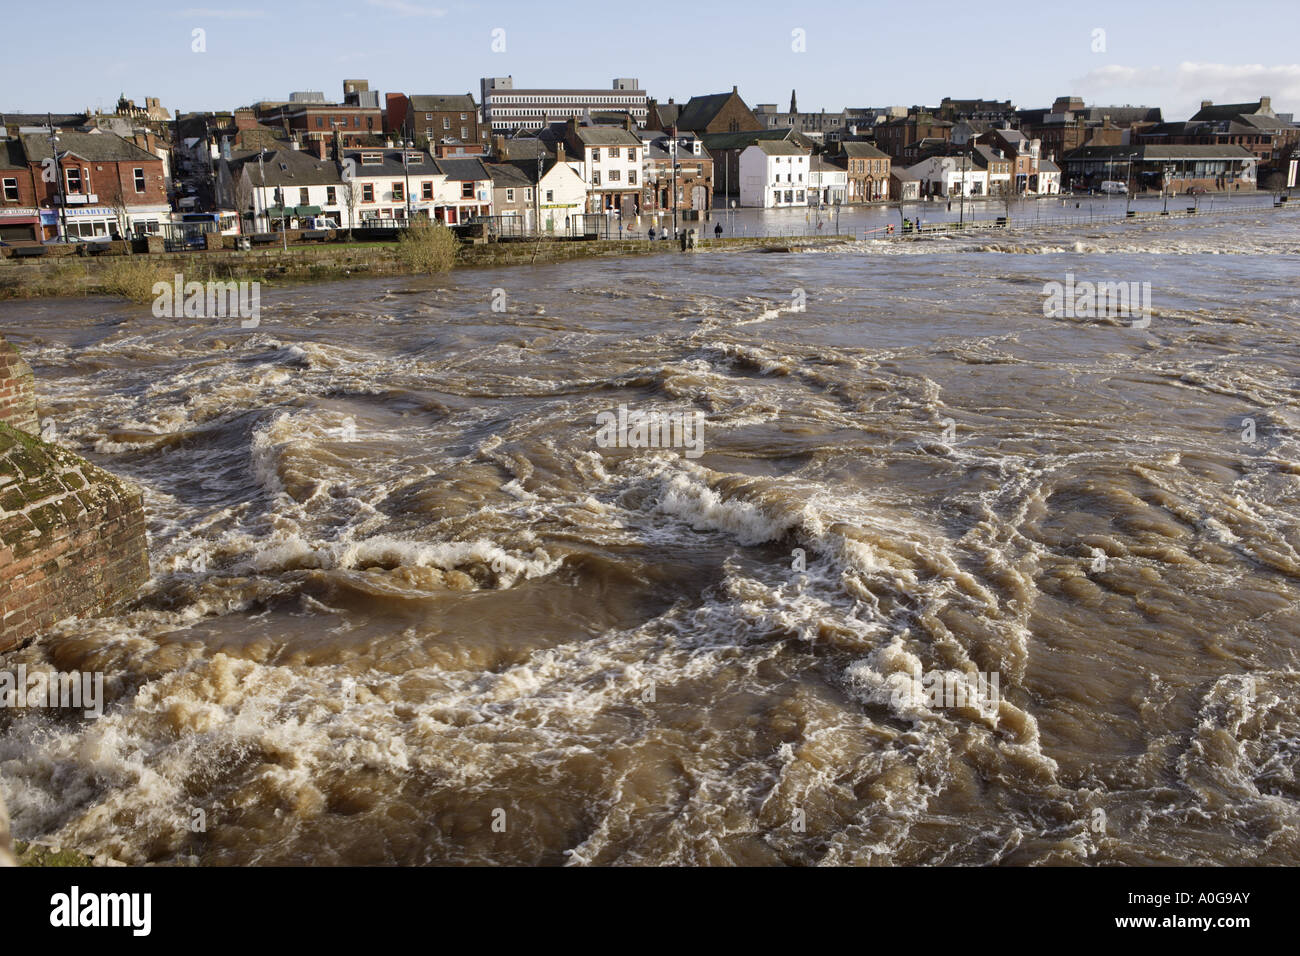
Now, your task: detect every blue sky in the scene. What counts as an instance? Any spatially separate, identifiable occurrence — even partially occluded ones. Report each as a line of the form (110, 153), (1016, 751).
(4, 0), (1298, 121)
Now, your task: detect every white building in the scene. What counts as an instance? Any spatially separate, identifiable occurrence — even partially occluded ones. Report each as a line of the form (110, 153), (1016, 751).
(808, 155), (847, 205)
(906, 155), (989, 198)
(556, 120), (643, 214)
(738, 141), (811, 207)
(481, 77), (648, 133)
(228, 147), (346, 231)
(1035, 159), (1061, 195)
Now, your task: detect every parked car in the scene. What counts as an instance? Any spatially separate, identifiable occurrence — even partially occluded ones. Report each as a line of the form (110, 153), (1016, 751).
(1099, 181), (1128, 194)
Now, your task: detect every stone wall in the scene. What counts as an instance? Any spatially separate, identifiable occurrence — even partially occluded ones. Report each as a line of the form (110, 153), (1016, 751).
(0, 335), (149, 652)
(0, 337), (37, 434)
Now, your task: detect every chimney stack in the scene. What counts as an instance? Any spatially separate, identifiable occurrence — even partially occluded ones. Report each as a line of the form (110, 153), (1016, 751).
(1260, 96), (1272, 113)
(1201, 100), (1213, 110)
(556, 143), (566, 164)
(493, 134), (505, 158)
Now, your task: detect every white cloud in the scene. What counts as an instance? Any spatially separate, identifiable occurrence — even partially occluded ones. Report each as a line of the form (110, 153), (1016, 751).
(1072, 61), (1300, 119)
(364, 0), (447, 16)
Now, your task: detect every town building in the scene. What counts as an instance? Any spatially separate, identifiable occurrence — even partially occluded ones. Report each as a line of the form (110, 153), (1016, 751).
(753, 92), (848, 142)
(1034, 158), (1061, 195)
(666, 87), (764, 136)
(1017, 96), (1162, 163)
(1059, 144), (1258, 193)
(385, 93), (482, 150)
(875, 113), (954, 162)
(808, 155), (847, 205)
(905, 155), (989, 198)
(550, 118), (643, 215)
(641, 132), (713, 214)
(1137, 98), (1297, 179)
(480, 78), (647, 134)
(830, 141), (891, 202)
(976, 127), (1041, 193)
(738, 140), (811, 207)
(971, 144), (1012, 196)
(253, 90), (383, 147)
(700, 128), (816, 202)
(889, 166), (921, 201)
(222, 145), (346, 232)
(485, 153), (587, 233)
(18, 129), (169, 240)
(937, 98), (1017, 126)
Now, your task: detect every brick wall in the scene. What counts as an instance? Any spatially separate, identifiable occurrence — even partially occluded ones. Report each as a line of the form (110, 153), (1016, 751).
(0, 334), (38, 434)
(0, 422), (149, 651)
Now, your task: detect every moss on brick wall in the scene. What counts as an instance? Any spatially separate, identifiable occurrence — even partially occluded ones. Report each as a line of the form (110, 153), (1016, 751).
(0, 336), (38, 434)
(0, 421), (149, 652)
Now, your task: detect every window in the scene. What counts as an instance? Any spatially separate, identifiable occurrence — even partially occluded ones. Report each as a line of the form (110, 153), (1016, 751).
(300, 187), (309, 204)
(461, 181), (474, 199)
(425, 127), (433, 137)
(66, 167), (83, 193)
(317, 117), (324, 128)
(460, 127), (467, 140)
(326, 186), (337, 204)
(546, 189), (554, 202)
(627, 148), (636, 161)
(392, 182), (405, 201)
(362, 183), (374, 202)
(361, 152), (383, 165)
(609, 147), (620, 158)
(591, 149), (600, 162)
(591, 171), (601, 186)
(421, 181), (433, 199)
(443, 118), (450, 130)
(2, 177), (17, 201)
(628, 170), (636, 185)
(460, 113), (466, 121)
(134, 168), (146, 193)
(608, 170), (620, 182)
(525, 188), (533, 202)
(506, 188), (515, 202)
(425, 113), (433, 121)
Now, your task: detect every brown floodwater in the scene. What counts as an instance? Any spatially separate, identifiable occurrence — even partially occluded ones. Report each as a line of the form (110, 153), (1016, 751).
(2, 207), (1299, 865)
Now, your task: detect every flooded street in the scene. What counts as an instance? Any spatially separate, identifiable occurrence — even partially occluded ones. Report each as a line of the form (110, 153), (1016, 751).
(2, 207), (1299, 865)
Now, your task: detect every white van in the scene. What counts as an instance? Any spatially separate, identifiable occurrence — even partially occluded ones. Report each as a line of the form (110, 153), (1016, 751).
(1099, 180), (1128, 194)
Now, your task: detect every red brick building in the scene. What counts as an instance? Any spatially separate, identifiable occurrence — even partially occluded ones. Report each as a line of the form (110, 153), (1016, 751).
(385, 94), (481, 150)
(18, 130), (169, 240)
(670, 87), (763, 135)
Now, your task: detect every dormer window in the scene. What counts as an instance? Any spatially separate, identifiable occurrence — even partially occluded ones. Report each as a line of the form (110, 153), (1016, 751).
(361, 152), (383, 165)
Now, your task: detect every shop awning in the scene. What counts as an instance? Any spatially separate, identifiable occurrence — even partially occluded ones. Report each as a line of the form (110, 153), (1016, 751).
(295, 205), (321, 216)
(265, 206), (293, 218)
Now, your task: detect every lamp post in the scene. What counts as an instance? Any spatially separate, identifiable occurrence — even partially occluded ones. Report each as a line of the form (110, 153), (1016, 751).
(402, 140), (413, 225)
(670, 131), (679, 239)
(46, 116), (69, 243)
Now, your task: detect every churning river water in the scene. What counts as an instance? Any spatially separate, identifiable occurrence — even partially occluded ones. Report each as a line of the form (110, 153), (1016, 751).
(2, 206), (1300, 865)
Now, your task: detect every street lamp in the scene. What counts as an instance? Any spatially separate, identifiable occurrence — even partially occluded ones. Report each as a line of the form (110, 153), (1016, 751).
(670, 132), (679, 239)
(46, 116), (69, 243)
(401, 140), (413, 224)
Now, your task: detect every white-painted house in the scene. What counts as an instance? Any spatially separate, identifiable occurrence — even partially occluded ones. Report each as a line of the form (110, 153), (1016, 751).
(739, 141), (811, 208)
(808, 155), (847, 205)
(906, 155), (989, 198)
(232, 147), (346, 231)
